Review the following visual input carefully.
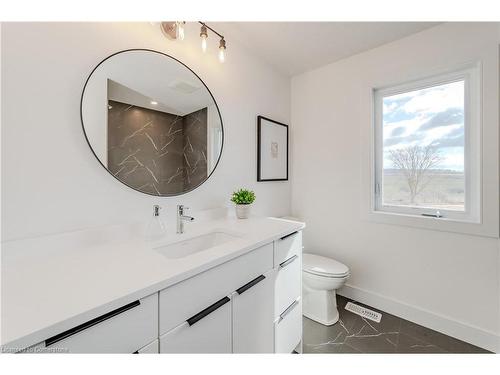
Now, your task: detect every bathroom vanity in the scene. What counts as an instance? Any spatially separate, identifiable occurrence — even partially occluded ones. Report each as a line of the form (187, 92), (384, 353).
(0, 49), (304, 354)
(1, 216), (304, 353)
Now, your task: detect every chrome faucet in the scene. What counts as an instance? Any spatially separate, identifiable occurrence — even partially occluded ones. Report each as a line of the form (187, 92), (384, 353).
(177, 205), (195, 234)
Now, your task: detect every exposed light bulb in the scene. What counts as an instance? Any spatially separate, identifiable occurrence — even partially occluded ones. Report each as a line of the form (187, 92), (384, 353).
(177, 22), (185, 41)
(200, 24), (208, 52)
(201, 36), (207, 52)
(218, 38), (226, 63)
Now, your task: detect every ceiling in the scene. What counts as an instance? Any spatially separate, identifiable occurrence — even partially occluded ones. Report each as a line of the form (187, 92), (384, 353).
(213, 22), (440, 76)
(101, 50), (213, 116)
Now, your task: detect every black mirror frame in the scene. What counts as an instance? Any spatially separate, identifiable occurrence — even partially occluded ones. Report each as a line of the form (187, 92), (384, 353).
(80, 48), (224, 197)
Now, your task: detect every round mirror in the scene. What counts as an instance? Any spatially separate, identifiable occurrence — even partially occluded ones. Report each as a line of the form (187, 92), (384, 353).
(81, 49), (223, 196)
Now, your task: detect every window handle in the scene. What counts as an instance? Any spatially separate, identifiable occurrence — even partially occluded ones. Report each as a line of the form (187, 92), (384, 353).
(422, 211), (443, 218)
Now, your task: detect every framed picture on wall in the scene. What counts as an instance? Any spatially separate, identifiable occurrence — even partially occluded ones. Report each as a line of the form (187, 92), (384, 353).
(257, 115), (289, 181)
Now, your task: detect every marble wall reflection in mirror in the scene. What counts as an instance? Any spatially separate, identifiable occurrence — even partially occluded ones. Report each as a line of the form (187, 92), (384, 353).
(81, 49), (223, 196)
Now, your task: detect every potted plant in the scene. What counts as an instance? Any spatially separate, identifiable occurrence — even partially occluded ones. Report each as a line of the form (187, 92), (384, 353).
(231, 188), (256, 219)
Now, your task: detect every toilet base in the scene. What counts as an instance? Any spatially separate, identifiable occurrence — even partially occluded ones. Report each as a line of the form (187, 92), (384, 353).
(302, 287), (339, 326)
(303, 310), (339, 326)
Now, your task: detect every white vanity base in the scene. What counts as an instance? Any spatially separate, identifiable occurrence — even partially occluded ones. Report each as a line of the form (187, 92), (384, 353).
(2, 216), (305, 354)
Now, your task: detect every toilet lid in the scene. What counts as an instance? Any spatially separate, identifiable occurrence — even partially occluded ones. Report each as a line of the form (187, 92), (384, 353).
(303, 253), (350, 277)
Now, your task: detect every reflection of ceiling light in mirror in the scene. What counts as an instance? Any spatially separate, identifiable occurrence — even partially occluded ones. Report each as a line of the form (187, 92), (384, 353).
(150, 101), (158, 105)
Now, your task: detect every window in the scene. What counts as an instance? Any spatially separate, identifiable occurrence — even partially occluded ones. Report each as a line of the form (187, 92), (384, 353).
(373, 65), (480, 223)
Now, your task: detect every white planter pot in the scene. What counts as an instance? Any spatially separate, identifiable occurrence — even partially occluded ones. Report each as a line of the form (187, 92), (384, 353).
(235, 204), (252, 219)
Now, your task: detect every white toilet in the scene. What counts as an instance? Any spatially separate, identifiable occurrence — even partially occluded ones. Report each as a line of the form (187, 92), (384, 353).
(302, 253), (350, 326)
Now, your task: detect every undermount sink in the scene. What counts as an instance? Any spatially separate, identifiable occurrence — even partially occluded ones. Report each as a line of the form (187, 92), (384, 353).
(154, 232), (239, 259)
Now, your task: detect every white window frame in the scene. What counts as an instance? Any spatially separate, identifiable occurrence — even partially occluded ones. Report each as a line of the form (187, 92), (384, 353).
(372, 63), (481, 224)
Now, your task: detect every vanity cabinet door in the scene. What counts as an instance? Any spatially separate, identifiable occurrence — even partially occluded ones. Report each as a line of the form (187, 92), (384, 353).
(159, 296), (231, 353)
(232, 270), (275, 353)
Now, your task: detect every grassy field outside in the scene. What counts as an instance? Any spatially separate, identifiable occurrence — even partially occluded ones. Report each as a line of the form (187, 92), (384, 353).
(382, 169), (465, 211)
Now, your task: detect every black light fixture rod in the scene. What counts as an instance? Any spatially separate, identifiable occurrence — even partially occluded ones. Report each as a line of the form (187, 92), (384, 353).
(198, 21), (224, 40)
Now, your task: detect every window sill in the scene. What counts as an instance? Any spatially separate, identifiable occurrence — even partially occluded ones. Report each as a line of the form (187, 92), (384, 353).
(364, 209), (498, 238)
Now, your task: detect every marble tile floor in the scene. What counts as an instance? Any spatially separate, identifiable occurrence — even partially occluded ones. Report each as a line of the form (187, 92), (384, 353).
(303, 295), (490, 354)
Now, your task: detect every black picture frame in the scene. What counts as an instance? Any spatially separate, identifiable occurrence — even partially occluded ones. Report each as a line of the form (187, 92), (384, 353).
(257, 115), (289, 181)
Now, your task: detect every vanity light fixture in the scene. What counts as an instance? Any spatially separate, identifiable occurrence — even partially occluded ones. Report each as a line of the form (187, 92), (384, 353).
(200, 24), (208, 52)
(177, 21), (185, 41)
(160, 21), (227, 63)
(198, 22), (227, 62)
(160, 22), (179, 40)
(218, 38), (226, 63)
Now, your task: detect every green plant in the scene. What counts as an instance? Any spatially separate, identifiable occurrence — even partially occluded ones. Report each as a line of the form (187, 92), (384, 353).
(231, 189), (256, 205)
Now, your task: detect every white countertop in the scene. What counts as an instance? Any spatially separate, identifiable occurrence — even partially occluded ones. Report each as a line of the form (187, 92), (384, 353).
(1, 216), (305, 350)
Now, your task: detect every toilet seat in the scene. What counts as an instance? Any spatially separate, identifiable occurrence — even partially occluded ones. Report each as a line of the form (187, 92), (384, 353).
(303, 269), (350, 278)
(303, 253), (350, 278)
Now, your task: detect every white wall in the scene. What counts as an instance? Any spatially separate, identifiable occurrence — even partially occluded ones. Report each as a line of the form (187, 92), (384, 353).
(1, 22), (291, 241)
(291, 23), (500, 351)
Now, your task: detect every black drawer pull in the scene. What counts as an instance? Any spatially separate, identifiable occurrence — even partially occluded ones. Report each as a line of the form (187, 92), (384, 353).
(236, 274), (266, 295)
(280, 231), (298, 240)
(279, 254), (298, 269)
(186, 296), (230, 326)
(45, 300), (141, 347)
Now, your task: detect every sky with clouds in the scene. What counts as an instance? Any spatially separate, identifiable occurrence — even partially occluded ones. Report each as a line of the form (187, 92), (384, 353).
(382, 80), (465, 171)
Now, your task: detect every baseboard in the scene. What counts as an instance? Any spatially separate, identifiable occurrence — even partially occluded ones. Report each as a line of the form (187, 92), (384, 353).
(338, 284), (500, 353)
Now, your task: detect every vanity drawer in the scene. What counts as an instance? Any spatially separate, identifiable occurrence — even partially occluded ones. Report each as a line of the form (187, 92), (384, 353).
(43, 293), (158, 353)
(275, 252), (302, 316)
(159, 297), (231, 353)
(159, 243), (273, 334)
(274, 231), (302, 267)
(275, 298), (302, 353)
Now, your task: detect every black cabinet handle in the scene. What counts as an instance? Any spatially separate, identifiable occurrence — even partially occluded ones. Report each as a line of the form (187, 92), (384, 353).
(45, 300), (141, 347)
(279, 254), (298, 269)
(186, 296), (230, 326)
(280, 231), (298, 240)
(236, 274), (266, 295)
